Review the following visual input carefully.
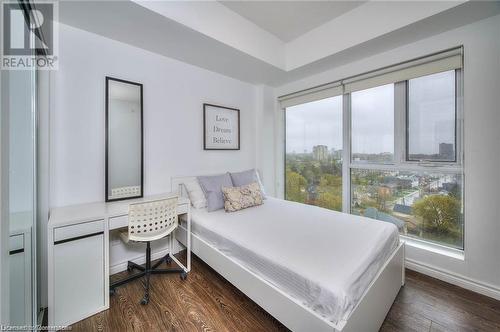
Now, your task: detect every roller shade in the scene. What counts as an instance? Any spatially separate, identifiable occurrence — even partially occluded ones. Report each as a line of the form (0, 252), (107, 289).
(343, 48), (462, 93)
(279, 47), (463, 108)
(279, 82), (342, 109)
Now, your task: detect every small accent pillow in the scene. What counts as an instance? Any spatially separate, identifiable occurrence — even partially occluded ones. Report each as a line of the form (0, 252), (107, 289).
(229, 169), (267, 199)
(222, 182), (263, 212)
(183, 178), (207, 209)
(197, 173), (233, 212)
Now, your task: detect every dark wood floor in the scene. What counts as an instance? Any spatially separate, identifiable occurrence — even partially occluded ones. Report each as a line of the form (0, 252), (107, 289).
(71, 253), (500, 332)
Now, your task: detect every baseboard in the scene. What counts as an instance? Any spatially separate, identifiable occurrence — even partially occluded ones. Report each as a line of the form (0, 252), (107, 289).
(405, 259), (500, 301)
(110, 248), (175, 275)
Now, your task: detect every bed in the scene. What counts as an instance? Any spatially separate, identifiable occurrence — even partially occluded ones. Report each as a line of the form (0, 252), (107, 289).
(172, 177), (405, 332)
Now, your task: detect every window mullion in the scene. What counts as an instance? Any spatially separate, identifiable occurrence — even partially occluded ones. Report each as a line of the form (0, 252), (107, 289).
(456, 69), (464, 166)
(394, 81), (407, 167)
(342, 93), (351, 214)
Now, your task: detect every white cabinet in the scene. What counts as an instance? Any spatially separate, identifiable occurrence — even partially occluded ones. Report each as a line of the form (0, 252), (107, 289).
(49, 220), (107, 327)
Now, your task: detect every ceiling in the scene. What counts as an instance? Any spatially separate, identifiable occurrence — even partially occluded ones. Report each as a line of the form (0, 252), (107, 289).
(219, 1), (366, 42)
(59, 1), (500, 86)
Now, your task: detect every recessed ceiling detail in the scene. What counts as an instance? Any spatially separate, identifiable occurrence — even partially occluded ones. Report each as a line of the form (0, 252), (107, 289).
(219, 1), (366, 42)
(134, 0), (466, 70)
(59, 1), (499, 85)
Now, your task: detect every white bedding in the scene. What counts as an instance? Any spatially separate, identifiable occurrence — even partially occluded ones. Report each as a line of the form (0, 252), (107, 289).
(189, 197), (399, 325)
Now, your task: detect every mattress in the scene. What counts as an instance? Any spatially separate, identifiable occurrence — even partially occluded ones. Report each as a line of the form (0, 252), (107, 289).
(189, 197), (399, 325)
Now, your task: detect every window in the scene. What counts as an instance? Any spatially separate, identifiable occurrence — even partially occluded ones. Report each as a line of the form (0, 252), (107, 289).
(408, 70), (456, 161)
(348, 71), (463, 249)
(351, 169), (463, 249)
(351, 84), (394, 163)
(285, 96), (343, 211)
(280, 48), (464, 250)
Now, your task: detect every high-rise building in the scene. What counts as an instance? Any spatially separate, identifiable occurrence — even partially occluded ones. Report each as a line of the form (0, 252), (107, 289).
(313, 145), (329, 161)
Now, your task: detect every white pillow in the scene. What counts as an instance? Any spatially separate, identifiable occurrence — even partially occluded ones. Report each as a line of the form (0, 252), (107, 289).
(184, 178), (207, 209)
(255, 170), (267, 198)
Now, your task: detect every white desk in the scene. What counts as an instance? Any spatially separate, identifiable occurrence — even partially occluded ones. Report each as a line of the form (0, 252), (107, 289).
(47, 193), (191, 328)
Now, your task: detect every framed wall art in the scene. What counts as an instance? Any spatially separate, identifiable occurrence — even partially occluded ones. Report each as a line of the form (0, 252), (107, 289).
(203, 103), (240, 150)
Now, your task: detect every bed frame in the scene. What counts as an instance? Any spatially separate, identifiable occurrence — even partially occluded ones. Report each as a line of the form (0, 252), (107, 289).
(172, 177), (405, 332)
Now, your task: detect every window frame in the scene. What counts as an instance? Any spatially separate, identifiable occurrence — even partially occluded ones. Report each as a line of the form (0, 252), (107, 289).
(345, 68), (464, 249)
(282, 68), (464, 250)
(283, 95), (345, 212)
(405, 70), (460, 163)
(349, 83), (396, 166)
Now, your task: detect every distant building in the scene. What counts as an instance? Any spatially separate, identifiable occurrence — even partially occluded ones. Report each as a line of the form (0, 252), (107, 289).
(442, 182), (458, 193)
(313, 145), (329, 161)
(393, 204), (412, 215)
(382, 176), (413, 189)
(333, 149), (343, 160)
(439, 143), (454, 160)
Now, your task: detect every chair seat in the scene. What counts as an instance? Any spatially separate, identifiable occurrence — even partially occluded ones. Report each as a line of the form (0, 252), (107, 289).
(119, 228), (174, 244)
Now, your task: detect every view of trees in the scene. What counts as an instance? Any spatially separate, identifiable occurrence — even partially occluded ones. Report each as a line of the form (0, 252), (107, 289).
(286, 159), (463, 248)
(285, 153), (342, 212)
(413, 195), (462, 237)
(284, 70), (463, 249)
(351, 169), (463, 248)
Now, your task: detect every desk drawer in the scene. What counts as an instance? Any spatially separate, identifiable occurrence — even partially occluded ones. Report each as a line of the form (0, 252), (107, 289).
(54, 219), (104, 244)
(109, 203), (187, 231)
(109, 215), (128, 230)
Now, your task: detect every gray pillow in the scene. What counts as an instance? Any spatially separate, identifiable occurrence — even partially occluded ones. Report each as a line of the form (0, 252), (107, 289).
(230, 169), (266, 198)
(197, 173), (234, 212)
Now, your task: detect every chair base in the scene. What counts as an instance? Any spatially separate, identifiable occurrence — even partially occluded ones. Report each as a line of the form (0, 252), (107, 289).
(110, 242), (187, 304)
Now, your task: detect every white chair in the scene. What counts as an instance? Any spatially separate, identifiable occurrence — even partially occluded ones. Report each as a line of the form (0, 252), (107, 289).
(110, 197), (187, 305)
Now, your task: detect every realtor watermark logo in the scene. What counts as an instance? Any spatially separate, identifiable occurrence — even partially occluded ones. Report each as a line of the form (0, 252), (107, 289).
(1, 1), (58, 70)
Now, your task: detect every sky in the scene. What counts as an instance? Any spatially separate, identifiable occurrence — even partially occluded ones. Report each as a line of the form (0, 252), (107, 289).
(286, 95), (342, 153)
(285, 71), (455, 155)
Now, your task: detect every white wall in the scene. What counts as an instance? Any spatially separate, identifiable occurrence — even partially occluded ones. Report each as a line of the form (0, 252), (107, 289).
(265, 14), (500, 298)
(51, 24), (258, 207)
(255, 85), (278, 197)
(49, 23), (259, 304)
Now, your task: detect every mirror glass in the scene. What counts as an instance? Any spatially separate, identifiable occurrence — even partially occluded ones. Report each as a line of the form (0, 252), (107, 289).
(106, 77), (143, 201)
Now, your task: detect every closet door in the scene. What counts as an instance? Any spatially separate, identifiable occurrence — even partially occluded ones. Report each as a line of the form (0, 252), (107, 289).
(9, 233), (32, 326)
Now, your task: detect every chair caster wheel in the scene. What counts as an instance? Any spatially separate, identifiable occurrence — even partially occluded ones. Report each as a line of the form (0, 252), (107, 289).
(165, 256), (172, 265)
(140, 296), (149, 305)
(180, 272), (188, 280)
(110, 288), (116, 296)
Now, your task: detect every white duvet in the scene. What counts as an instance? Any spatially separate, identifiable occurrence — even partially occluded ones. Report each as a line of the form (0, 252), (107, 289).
(190, 197), (399, 325)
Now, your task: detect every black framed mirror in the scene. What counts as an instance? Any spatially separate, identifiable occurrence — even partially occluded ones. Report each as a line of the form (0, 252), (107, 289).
(105, 77), (143, 202)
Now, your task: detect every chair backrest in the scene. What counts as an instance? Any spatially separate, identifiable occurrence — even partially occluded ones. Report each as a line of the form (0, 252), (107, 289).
(128, 197), (178, 242)
(111, 186), (141, 199)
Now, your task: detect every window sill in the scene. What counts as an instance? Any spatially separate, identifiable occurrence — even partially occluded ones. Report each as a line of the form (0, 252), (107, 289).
(401, 236), (464, 261)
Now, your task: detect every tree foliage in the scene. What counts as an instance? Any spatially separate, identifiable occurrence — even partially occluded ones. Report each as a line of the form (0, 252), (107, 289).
(285, 170), (307, 203)
(413, 195), (461, 233)
(316, 192), (342, 211)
